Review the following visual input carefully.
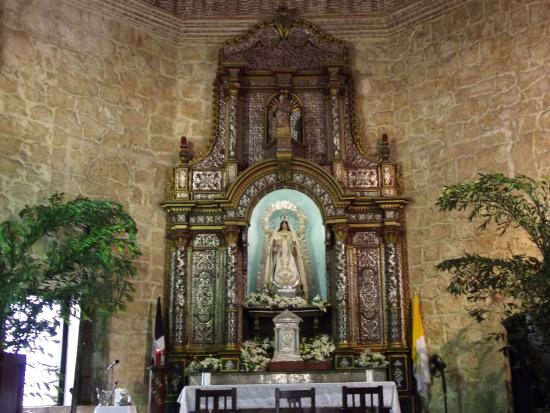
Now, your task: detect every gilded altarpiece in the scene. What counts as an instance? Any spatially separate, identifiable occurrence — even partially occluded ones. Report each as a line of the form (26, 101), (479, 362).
(161, 10), (414, 412)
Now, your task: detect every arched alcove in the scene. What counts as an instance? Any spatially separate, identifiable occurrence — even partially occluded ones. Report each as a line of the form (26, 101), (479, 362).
(247, 189), (326, 300)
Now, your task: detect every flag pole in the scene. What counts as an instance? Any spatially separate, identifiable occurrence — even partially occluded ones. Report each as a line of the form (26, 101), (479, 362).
(412, 292), (431, 400)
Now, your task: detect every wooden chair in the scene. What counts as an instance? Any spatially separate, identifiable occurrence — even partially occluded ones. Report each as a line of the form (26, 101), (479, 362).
(342, 385), (387, 413)
(275, 387), (316, 413)
(195, 387), (237, 412)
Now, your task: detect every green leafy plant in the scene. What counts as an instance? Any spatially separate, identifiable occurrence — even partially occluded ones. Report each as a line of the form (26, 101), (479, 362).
(0, 194), (141, 352)
(435, 174), (549, 335)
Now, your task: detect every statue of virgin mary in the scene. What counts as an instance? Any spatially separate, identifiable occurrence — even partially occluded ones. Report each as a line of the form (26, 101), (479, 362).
(263, 217), (308, 298)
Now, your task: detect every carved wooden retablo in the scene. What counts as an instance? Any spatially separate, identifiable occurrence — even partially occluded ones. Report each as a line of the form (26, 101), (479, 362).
(161, 8), (413, 411)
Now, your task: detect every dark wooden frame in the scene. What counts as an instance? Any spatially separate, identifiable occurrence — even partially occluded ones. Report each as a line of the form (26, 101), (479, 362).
(195, 387), (237, 412)
(342, 385), (386, 413)
(275, 387), (316, 413)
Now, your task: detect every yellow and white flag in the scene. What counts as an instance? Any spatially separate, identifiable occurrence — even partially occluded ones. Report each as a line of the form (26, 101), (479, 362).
(412, 292), (431, 398)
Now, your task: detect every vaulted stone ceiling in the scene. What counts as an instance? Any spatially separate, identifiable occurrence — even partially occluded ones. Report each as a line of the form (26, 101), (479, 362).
(68, 0), (471, 44)
(142, 0), (422, 16)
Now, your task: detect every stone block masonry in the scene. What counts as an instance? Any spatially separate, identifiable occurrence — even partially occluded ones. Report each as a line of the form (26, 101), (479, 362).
(1, 0), (549, 411)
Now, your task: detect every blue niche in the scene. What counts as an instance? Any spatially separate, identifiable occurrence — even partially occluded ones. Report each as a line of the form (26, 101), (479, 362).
(247, 189), (327, 300)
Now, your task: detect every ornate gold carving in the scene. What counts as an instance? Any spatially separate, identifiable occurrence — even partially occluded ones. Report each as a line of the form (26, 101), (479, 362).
(382, 164), (395, 187)
(274, 7), (293, 39)
(159, 11), (413, 363)
(179, 136), (191, 164)
(377, 133), (391, 161)
(333, 224), (349, 242)
(277, 160), (292, 181)
(223, 225), (240, 245)
(383, 230), (401, 245)
(173, 232), (191, 248)
(189, 81), (224, 167)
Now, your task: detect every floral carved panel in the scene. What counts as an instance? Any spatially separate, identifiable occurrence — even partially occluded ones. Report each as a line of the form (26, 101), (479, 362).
(192, 250), (217, 344)
(353, 232), (383, 343)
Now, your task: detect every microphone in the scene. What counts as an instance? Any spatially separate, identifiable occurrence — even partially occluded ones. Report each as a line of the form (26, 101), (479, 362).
(106, 381), (118, 405)
(106, 359), (120, 370)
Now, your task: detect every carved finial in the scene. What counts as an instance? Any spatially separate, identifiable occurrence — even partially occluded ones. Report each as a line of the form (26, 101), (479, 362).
(377, 133), (390, 161)
(274, 7), (294, 39)
(179, 136), (191, 164)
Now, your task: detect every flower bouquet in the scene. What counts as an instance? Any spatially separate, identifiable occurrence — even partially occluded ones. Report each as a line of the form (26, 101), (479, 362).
(244, 292), (329, 311)
(300, 334), (335, 361)
(185, 356), (221, 373)
(299, 334), (335, 370)
(311, 295), (330, 312)
(355, 349), (388, 368)
(355, 349), (388, 381)
(240, 338), (272, 372)
(244, 292), (307, 309)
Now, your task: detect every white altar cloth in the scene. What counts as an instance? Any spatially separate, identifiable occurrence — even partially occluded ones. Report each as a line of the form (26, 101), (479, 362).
(93, 406), (137, 413)
(178, 381), (400, 413)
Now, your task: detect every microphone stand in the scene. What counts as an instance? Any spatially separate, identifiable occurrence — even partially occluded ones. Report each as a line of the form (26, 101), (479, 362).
(98, 360), (119, 405)
(106, 381), (119, 405)
(441, 366), (448, 413)
(109, 367), (114, 399)
(429, 354), (448, 413)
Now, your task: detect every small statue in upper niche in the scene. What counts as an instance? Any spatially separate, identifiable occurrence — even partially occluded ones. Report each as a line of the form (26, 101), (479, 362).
(275, 94), (292, 130)
(267, 94), (303, 143)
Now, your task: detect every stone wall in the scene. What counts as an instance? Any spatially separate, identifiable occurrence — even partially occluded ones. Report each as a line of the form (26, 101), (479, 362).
(1, 0), (549, 411)
(353, 1), (549, 411)
(0, 0), (215, 409)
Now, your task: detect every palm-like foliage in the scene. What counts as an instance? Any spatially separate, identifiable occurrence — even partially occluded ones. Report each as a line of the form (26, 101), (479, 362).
(0, 194), (141, 352)
(436, 174), (550, 337)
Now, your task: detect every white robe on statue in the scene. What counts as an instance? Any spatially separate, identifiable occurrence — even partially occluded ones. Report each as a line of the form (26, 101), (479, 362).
(264, 228), (308, 298)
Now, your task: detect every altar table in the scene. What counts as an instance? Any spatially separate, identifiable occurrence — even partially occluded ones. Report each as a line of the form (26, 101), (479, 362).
(93, 406), (137, 413)
(178, 381), (400, 413)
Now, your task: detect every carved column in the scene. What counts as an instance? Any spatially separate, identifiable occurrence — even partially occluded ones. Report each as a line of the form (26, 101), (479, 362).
(333, 224), (349, 345)
(225, 68), (240, 159)
(223, 226), (240, 348)
(169, 232), (191, 348)
(328, 67), (342, 159)
(224, 67), (240, 186)
(173, 137), (191, 201)
(383, 230), (404, 346)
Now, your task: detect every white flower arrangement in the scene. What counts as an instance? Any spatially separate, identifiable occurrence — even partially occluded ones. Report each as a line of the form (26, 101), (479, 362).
(355, 349), (388, 368)
(311, 295), (330, 312)
(299, 334), (335, 361)
(240, 338), (272, 372)
(185, 356), (222, 373)
(244, 292), (329, 311)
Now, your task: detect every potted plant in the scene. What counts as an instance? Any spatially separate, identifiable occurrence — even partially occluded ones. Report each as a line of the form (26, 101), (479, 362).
(436, 174), (550, 408)
(300, 334), (335, 370)
(0, 194), (140, 411)
(355, 349), (388, 381)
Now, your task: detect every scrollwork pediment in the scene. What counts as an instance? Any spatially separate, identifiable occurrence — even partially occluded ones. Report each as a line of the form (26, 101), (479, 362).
(221, 9), (348, 71)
